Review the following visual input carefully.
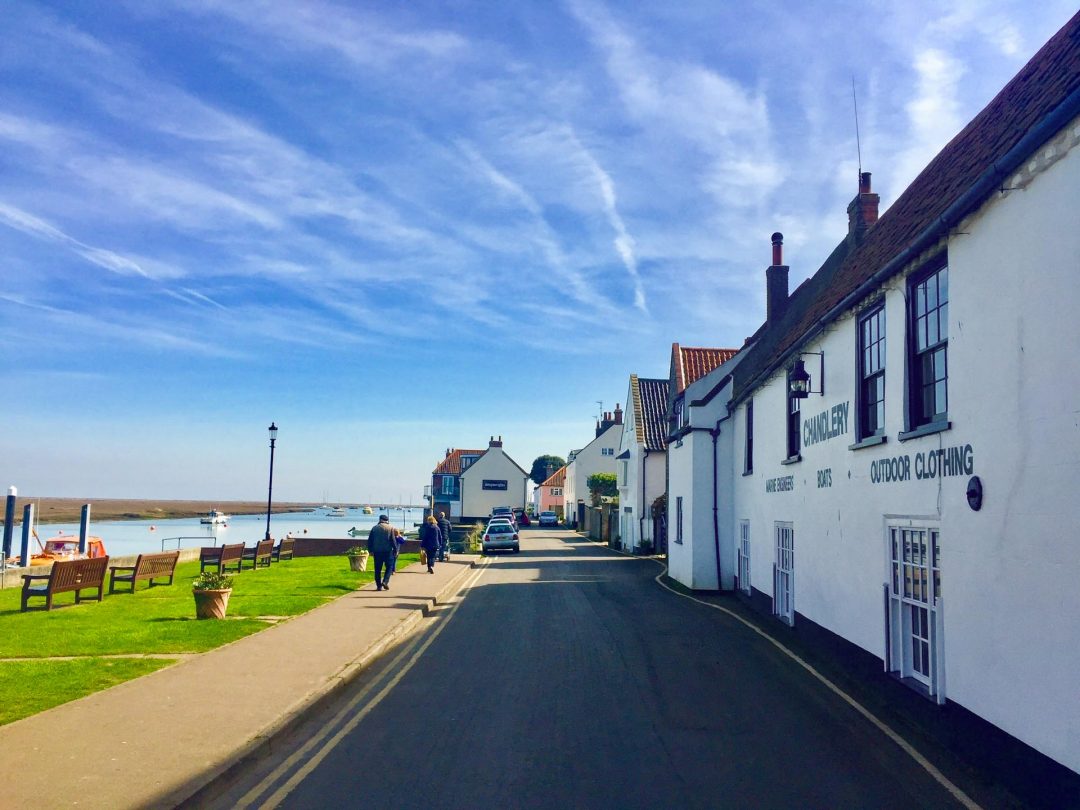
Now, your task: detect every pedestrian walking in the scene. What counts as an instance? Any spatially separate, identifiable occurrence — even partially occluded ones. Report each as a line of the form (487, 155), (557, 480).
(419, 515), (441, 574)
(367, 515), (398, 590)
(437, 511), (453, 561)
(385, 526), (405, 586)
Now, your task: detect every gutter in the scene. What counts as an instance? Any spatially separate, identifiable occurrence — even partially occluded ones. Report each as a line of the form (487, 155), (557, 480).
(639, 448), (650, 549)
(733, 85), (1080, 406)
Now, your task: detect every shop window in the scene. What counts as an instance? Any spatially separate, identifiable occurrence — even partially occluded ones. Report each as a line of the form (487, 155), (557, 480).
(858, 304), (886, 440)
(903, 261), (949, 437)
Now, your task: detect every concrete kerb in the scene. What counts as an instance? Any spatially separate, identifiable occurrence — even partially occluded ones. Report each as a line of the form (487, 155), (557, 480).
(170, 557), (482, 809)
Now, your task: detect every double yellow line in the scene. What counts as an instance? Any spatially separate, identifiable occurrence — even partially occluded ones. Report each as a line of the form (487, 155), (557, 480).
(236, 562), (489, 809)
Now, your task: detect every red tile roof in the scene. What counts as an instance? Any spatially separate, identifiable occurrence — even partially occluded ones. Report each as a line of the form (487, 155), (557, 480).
(733, 11), (1080, 400)
(671, 344), (738, 394)
(433, 449), (485, 475)
(540, 465), (566, 487)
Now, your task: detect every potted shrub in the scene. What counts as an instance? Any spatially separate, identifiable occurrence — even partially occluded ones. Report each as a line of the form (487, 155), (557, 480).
(192, 570), (234, 619)
(345, 545), (369, 572)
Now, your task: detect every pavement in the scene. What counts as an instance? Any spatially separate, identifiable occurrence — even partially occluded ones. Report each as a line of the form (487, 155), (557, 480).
(0, 554), (481, 809)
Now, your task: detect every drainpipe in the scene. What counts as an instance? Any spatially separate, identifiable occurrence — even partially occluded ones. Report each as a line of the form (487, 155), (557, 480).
(639, 449), (649, 550)
(710, 411), (733, 591)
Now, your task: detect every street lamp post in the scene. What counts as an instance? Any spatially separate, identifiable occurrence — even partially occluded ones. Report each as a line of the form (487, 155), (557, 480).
(265, 423), (278, 542)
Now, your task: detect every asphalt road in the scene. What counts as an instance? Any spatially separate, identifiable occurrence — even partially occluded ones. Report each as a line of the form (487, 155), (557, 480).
(211, 530), (964, 809)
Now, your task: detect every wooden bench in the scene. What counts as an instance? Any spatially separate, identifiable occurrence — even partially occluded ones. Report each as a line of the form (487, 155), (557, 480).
(240, 539), (274, 570)
(271, 537), (295, 562)
(200, 543), (245, 573)
(21, 556), (110, 612)
(108, 551), (180, 594)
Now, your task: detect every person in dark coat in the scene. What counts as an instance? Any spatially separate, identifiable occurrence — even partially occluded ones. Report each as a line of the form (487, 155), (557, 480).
(419, 515), (441, 574)
(367, 515), (398, 590)
(437, 512), (453, 561)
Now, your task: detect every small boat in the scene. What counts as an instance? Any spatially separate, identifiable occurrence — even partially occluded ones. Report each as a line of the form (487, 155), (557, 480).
(200, 509), (230, 525)
(362, 506), (373, 515)
(327, 507), (346, 517)
(348, 526), (365, 537)
(7, 535), (108, 566)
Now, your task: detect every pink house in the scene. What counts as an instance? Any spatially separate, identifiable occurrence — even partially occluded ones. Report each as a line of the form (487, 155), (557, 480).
(537, 465), (566, 518)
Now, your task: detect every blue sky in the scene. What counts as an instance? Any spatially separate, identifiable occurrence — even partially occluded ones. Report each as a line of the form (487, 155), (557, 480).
(1, 1), (1074, 503)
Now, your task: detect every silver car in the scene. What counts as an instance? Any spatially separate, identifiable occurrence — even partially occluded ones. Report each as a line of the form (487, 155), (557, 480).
(482, 522), (519, 554)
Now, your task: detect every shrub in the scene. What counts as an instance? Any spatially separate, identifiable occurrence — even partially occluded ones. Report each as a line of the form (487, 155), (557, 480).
(345, 545), (367, 556)
(192, 571), (233, 591)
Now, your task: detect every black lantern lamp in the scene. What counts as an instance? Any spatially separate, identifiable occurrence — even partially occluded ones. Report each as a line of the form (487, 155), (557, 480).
(789, 351), (824, 398)
(789, 359), (811, 399)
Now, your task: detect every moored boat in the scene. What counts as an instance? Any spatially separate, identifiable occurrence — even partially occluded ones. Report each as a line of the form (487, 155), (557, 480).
(200, 509), (230, 525)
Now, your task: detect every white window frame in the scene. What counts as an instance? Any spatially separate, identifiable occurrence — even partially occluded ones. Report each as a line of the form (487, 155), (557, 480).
(738, 520), (751, 595)
(441, 475), (454, 496)
(884, 517), (945, 703)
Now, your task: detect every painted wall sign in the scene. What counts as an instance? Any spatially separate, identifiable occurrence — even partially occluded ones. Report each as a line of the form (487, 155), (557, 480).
(817, 468), (832, 488)
(482, 479), (508, 490)
(765, 475), (795, 493)
(870, 444), (974, 484)
(803, 401), (850, 447)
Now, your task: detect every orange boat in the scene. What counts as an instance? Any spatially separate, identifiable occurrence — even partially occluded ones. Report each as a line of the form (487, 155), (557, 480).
(6, 534), (107, 566)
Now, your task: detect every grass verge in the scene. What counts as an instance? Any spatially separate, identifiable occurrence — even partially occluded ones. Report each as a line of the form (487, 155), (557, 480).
(0, 553), (419, 723)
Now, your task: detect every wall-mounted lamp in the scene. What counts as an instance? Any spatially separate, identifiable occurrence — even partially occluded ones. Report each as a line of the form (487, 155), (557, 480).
(789, 352), (824, 399)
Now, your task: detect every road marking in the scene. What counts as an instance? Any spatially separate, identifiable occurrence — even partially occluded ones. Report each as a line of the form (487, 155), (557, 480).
(235, 563), (488, 809)
(578, 534), (982, 810)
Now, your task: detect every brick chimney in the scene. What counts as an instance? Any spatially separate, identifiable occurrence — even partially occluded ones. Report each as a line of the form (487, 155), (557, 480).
(847, 171), (880, 247)
(613, 403), (623, 424)
(766, 232), (789, 326)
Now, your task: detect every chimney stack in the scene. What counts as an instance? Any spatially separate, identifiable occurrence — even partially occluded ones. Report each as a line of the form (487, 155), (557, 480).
(614, 403), (623, 424)
(766, 232), (790, 325)
(489, 435), (503, 448)
(847, 171), (880, 246)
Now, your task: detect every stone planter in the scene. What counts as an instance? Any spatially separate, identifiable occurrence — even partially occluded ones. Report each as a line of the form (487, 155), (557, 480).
(348, 553), (369, 572)
(193, 588), (232, 619)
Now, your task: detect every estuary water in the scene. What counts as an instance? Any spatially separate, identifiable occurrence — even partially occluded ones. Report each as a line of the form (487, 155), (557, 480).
(21, 507), (424, 558)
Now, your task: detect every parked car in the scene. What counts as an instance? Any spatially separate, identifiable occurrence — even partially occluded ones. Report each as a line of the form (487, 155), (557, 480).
(491, 506), (516, 527)
(487, 517), (514, 529)
(482, 522), (520, 554)
(517, 511), (531, 526)
(538, 511), (559, 527)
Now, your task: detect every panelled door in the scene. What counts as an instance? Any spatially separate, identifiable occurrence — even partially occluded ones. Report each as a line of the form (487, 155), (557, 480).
(886, 523), (944, 700)
(773, 522), (794, 625)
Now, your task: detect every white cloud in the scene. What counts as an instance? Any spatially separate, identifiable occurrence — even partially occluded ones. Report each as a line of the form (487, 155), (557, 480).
(0, 202), (149, 278)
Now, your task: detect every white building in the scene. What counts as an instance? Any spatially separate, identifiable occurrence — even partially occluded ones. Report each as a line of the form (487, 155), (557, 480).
(674, 20), (1080, 776)
(459, 437), (529, 520)
(615, 375), (669, 553)
(563, 408), (623, 527)
(665, 354), (749, 589)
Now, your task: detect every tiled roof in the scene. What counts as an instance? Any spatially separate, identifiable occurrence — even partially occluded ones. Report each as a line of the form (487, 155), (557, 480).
(433, 449), (484, 475)
(637, 377), (670, 451)
(541, 465), (566, 487)
(671, 344), (738, 394)
(732, 11), (1080, 401)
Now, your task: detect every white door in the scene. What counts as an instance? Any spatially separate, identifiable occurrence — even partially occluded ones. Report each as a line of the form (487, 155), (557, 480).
(773, 522), (794, 625)
(738, 520), (751, 595)
(886, 524), (943, 698)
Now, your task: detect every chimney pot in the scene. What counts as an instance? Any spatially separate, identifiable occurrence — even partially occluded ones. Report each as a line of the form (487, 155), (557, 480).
(766, 232), (789, 325)
(859, 171), (871, 194)
(771, 232), (784, 266)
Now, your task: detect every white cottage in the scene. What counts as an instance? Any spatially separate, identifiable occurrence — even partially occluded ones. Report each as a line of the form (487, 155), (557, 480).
(664, 344), (738, 583)
(459, 437), (529, 521)
(563, 408), (623, 527)
(615, 375), (669, 553)
(679, 17), (1080, 778)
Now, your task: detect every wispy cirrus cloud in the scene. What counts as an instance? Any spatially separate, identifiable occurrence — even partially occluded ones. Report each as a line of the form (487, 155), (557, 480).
(0, 202), (149, 278)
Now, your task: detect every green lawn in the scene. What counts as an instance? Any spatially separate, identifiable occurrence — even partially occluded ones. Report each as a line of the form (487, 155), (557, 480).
(0, 554), (418, 724)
